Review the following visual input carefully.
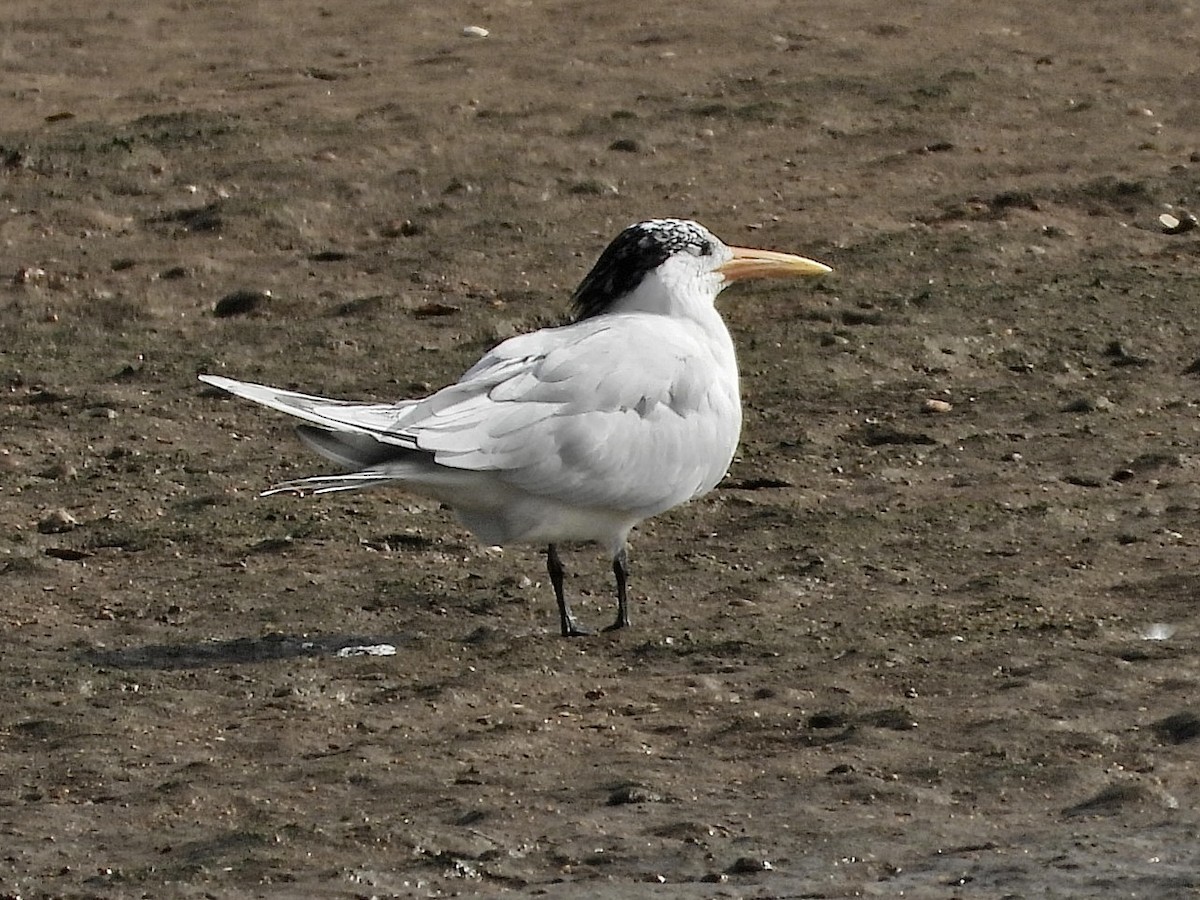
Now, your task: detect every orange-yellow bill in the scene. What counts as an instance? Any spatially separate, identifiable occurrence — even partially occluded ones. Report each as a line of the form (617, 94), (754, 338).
(719, 246), (832, 282)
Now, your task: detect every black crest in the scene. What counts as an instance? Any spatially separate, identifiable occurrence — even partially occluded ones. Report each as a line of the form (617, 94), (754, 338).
(570, 219), (715, 321)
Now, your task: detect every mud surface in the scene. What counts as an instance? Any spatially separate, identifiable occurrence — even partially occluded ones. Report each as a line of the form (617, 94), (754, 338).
(3, 1), (1200, 897)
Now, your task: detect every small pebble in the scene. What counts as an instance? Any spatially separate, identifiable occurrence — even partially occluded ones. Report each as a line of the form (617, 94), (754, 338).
(819, 332), (851, 347)
(1104, 340), (1152, 367)
(1063, 782), (1156, 817)
(214, 289), (270, 318)
(13, 266), (46, 284)
(1159, 211), (1197, 235)
(45, 547), (90, 561)
(335, 644), (396, 658)
(608, 138), (640, 153)
(44, 462), (79, 480)
(462, 25), (489, 38)
(922, 398), (952, 414)
(1152, 711), (1200, 743)
(568, 179), (619, 196)
(382, 219), (423, 238)
(38, 509), (80, 534)
(1062, 396), (1112, 413)
(608, 784), (664, 805)
(861, 707), (918, 731)
(808, 711), (848, 729)
(841, 307), (884, 326)
(413, 301), (461, 319)
(726, 857), (773, 874)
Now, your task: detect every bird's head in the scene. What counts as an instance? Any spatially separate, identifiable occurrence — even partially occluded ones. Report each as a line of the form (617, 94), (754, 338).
(570, 218), (831, 322)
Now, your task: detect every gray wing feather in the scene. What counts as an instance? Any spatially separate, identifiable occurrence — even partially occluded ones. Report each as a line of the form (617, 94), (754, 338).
(199, 375), (419, 444)
(199, 313), (738, 514)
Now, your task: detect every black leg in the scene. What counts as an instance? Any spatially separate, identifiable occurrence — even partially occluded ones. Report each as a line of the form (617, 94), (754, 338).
(603, 545), (631, 632)
(547, 544), (591, 637)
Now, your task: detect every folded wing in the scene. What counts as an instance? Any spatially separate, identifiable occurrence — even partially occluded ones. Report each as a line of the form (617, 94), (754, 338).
(200, 313), (740, 516)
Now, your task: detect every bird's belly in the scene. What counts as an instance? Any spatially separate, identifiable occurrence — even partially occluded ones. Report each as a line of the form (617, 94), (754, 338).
(365, 465), (643, 552)
(456, 494), (640, 554)
(415, 361), (742, 553)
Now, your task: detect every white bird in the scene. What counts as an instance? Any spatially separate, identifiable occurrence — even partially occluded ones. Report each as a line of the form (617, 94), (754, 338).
(200, 219), (830, 636)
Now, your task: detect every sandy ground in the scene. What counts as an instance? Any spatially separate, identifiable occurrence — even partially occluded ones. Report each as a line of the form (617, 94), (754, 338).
(3, 1), (1200, 897)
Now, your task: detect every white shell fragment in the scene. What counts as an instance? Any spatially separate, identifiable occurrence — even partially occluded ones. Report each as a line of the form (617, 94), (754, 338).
(1138, 623), (1176, 641)
(335, 643), (398, 658)
(1159, 212), (1198, 235)
(461, 25), (489, 38)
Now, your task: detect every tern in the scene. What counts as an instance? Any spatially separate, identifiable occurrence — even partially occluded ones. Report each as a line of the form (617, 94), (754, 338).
(200, 219), (830, 636)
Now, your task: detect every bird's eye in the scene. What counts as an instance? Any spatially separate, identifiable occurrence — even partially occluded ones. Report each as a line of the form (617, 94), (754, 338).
(694, 241), (713, 257)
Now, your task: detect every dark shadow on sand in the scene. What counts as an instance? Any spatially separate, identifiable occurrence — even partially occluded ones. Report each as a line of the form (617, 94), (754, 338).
(80, 632), (415, 670)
